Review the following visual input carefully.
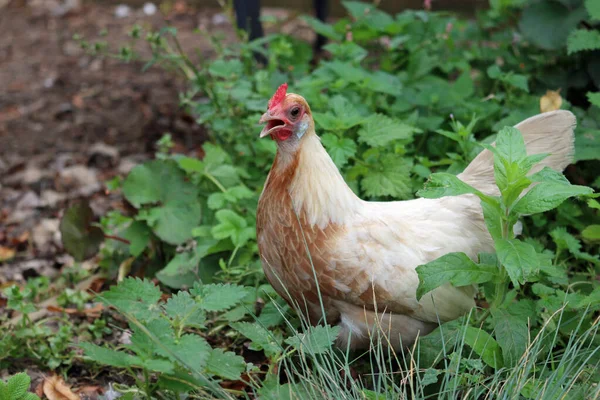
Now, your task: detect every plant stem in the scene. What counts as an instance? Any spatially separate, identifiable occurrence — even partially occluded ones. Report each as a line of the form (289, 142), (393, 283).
(104, 234), (131, 245)
(203, 172), (228, 193)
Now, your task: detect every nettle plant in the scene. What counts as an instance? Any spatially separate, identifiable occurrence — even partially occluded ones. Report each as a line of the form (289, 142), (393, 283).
(414, 126), (597, 378)
(79, 278), (340, 399)
(0, 373), (39, 400)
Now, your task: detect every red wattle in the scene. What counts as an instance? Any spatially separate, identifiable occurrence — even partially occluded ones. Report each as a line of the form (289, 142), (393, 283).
(274, 130), (292, 141)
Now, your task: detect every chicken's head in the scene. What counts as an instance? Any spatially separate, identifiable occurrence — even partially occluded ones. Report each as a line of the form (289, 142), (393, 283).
(259, 83), (313, 146)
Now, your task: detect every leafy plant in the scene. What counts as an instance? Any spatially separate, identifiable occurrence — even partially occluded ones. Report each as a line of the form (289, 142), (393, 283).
(416, 126), (594, 373)
(0, 373), (39, 400)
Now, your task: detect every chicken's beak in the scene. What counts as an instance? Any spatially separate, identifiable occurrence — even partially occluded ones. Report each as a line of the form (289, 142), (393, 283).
(259, 111), (287, 138)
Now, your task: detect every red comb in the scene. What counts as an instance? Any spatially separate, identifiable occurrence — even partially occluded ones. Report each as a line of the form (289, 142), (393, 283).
(268, 83), (288, 110)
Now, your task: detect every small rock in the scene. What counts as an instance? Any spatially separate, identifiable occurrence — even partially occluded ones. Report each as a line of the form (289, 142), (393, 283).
(51, 153), (76, 172)
(5, 209), (36, 225)
(22, 167), (44, 185)
(115, 4), (131, 18)
(88, 142), (119, 169)
(104, 383), (122, 400)
(89, 58), (103, 72)
(60, 165), (98, 188)
(43, 77), (56, 88)
(50, 0), (80, 17)
(40, 190), (66, 208)
(119, 330), (132, 345)
(118, 156), (142, 175)
(0, 259), (56, 284)
(142, 2), (157, 15)
(32, 218), (61, 251)
(75, 182), (102, 197)
(16, 191), (42, 210)
(212, 13), (227, 25)
(63, 40), (82, 56)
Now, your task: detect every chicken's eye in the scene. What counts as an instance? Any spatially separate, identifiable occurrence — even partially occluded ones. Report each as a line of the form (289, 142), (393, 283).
(290, 107), (300, 119)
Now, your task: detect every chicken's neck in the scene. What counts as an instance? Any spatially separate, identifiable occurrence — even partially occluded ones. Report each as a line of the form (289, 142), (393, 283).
(269, 133), (361, 228)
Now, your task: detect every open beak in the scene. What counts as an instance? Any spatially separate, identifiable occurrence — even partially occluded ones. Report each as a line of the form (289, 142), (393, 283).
(259, 111), (288, 138)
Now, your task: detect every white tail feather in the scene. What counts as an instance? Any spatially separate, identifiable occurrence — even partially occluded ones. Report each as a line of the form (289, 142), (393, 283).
(458, 110), (576, 195)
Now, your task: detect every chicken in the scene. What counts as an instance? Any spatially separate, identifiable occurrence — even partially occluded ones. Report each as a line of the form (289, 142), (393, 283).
(256, 83), (575, 350)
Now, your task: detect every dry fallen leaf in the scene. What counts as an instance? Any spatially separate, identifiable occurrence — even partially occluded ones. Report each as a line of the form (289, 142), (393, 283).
(42, 375), (80, 400)
(76, 385), (103, 397)
(47, 303), (104, 318)
(540, 89), (562, 113)
(0, 246), (16, 262)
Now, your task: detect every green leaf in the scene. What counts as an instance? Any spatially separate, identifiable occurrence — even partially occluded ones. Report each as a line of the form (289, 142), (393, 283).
(164, 292), (205, 328)
(529, 167), (570, 185)
(575, 128), (600, 161)
(231, 322), (282, 358)
(463, 326), (504, 369)
(361, 155), (412, 198)
(582, 225), (600, 241)
(577, 287), (600, 310)
(321, 133), (357, 168)
(519, 1), (587, 50)
(586, 0), (600, 20)
(169, 334), (211, 371)
(325, 60), (369, 83)
(211, 209), (254, 247)
(301, 16), (342, 41)
(6, 373), (29, 400)
(494, 126), (527, 164)
(100, 277), (162, 321)
(285, 325), (341, 354)
(192, 283), (251, 312)
(421, 368), (441, 386)
(343, 1), (376, 19)
(80, 342), (142, 367)
(177, 156), (204, 173)
(417, 172), (484, 199)
(207, 193), (225, 210)
(59, 201), (104, 261)
(367, 71), (403, 95)
(588, 92), (600, 108)
(123, 160), (201, 245)
(512, 182), (593, 214)
(122, 221), (151, 257)
(567, 29), (600, 54)
(313, 95), (367, 131)
(358, 114), (420, 147)
(417, 318), (464, 367)
(481, 200), (503, 241)
(257, 301), (287, 328)
(496, 239), (539, 287)
(258, 375), (310, 400)
(491, 309), (528, 367)
(156, 251), (199, 289)
(486, 66), (529, 92)
(416, 253), (498, 300)
(208, 59), (243, 79)
(129, 318), (174, 356)
(205, 349), (246, 380)
(158, 370), (202, 394)
(550, 227), (600, 264)
(323, 42), (367, 62)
